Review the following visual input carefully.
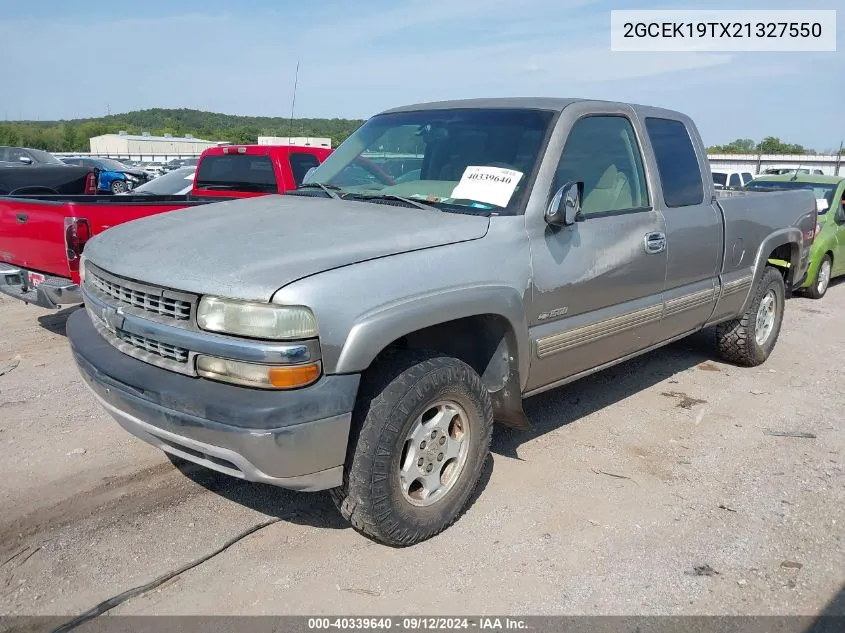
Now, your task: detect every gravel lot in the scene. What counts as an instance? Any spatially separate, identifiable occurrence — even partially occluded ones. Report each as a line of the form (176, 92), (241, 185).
(0, 286), (842, 618)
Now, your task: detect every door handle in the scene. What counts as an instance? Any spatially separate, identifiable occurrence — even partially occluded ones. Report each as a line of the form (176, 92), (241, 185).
(644, 231), (666, 254)
(15, 213), (28, 224)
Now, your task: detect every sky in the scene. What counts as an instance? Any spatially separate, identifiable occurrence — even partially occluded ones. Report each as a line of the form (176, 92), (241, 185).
(1, 0), (842, 150)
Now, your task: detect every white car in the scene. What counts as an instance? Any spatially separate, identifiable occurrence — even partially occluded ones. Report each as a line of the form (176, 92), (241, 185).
(711, 169), (755, 189)
(140, 162), (165, 177)
(120, 166), (196, 195)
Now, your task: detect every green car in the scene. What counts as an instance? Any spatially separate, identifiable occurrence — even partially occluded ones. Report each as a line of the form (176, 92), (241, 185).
(747, 174), (845, 299)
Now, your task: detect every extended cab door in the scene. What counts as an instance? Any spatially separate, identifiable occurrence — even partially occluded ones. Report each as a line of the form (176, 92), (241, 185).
(638, 115), (721, 339)
(524, 103), (668, 393)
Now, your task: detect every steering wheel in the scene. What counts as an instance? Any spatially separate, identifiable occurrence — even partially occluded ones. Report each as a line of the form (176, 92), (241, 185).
(353, 156), (396, 186)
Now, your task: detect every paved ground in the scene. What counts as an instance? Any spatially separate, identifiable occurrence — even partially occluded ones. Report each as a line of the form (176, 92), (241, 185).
(0, 286), (843, 619)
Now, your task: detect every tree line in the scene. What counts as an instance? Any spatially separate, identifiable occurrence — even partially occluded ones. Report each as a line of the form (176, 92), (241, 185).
(0, 108), (366, 152)
(0, 109), (841, 156)
(707, 137), (844, 155)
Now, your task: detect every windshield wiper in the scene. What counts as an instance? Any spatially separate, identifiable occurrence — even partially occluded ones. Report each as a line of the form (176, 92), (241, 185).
(295, 182), (342, 199)
(347, 192), (441, 212)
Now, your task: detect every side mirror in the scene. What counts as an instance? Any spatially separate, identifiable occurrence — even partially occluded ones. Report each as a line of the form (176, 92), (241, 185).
(546, 181), (584, 227)
(18, 156), (33, 165)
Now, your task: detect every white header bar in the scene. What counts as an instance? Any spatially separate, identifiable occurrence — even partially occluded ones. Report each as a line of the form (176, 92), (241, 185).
(610, 10), (836, 52)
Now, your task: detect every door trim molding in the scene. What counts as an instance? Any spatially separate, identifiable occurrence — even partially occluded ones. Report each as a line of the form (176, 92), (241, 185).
(535, 303), (662, 359)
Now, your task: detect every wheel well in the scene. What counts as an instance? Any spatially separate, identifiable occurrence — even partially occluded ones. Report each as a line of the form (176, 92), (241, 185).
(766, 243), (798, 286)
(374, 315), (530, 429)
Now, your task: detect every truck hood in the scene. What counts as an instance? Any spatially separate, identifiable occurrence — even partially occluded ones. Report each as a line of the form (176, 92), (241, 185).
(83, 194), (490, 301)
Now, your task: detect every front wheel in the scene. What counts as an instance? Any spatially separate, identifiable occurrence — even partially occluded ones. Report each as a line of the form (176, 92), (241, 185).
(713, 266), (785, 367)
(110, 179), (128, 194)
(331, 351), (493, 546)
(805, 254), (831, 299)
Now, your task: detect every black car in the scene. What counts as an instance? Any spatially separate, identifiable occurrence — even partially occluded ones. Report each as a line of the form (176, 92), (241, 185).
(0, 145), (69, 167)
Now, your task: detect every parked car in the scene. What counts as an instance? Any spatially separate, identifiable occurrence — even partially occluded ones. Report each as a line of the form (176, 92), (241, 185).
(0, 145), (332, 309)
(120, 166), (196, 196)
(140, 162), (166, 177)
(762, 166), (825, 176)
(162, 157), (199, 173)
(746, 174), (845, 298)
(0, 145), (67, 167)
(711, 169), (755, 189)
(62, 157), (152, 194)
(0, 164), (98, 196)
(66, 97), (817, 547)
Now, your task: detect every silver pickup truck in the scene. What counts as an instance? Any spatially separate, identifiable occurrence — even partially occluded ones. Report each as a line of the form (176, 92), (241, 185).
(67, 98), (818, 546)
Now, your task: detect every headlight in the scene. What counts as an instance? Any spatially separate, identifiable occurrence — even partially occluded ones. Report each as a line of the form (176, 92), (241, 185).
(196, 355), (321, 389)
(196, 296), (318, 340)
(123, 173), (138, 182)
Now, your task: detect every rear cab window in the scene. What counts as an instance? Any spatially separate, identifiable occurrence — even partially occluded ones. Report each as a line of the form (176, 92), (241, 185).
(289, 152), (322, 187)
(644, 117), (704, 207)
(195, 154), (278, 193)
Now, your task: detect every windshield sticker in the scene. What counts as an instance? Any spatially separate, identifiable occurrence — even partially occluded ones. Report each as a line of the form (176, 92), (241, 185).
(450, 166), (523, 208)
(816, 198), (829, 212)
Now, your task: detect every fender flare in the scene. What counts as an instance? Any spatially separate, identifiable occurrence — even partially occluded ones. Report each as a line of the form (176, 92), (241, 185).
(333, 283), (530, 392)
(741, 227), (802, 314)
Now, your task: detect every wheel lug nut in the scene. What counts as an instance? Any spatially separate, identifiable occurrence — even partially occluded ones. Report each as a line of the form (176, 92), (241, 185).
(420, 440), (426, 449)
(439, 436), (446, 445)
(417, 458), (424, 467)
(426, 463), (433, 473)
(437, 453), (444, 461)
(431, 430), (437, 439)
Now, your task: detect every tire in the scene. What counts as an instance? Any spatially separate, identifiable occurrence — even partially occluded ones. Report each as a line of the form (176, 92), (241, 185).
(805, 254), (831, 299)
(331, 350), (494, 546)
(111, 179), (127, 194)
(713, 266), (785, 367)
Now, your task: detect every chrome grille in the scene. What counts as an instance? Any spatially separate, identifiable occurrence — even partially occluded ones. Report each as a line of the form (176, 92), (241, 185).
(88, 270), (192, 320)
(116, 329), (189, 364)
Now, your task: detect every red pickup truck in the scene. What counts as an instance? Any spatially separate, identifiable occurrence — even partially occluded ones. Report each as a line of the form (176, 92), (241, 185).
(0, 144), (332, 309)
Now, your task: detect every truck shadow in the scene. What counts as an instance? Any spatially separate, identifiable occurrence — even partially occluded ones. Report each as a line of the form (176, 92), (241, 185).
(167, 452), (494, 543)
(36, 304), (81, 335)
(492, 335), (717, 460)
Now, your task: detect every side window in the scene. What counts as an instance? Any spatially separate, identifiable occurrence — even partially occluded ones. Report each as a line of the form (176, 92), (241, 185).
(729, 173), (741, 187)
(554, 115), (649, 216)
(644, 117), (704, 207)
(742, 172), (753, 184)
(289, 152), (321, 187)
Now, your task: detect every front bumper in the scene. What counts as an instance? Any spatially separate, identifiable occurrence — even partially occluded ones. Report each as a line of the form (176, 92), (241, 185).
(0, 262), (82, 309)
(67, 308), (360, 491)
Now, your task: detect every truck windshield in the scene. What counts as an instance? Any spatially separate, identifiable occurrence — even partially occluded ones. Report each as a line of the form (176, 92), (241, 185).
(300, 108), (555, 215)
(745, 179), (838, 213)
(194, 154), (278, 193)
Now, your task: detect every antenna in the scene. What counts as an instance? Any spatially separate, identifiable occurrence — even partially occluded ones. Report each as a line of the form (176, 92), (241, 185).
(287, 60), (300, 145)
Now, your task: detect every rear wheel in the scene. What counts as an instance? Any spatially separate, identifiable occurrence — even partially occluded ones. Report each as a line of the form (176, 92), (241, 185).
(331, 350), (493, 546)
(110, 179), (127, 194)
(713, 266), (785, 367)
(805, 254), (831, 299)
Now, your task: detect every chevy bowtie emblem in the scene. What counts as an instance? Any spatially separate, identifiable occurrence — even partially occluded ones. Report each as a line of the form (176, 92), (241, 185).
(101, 305), (125, 331)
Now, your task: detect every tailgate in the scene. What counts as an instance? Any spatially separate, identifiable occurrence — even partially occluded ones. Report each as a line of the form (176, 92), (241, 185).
(0, 197), (70, 278)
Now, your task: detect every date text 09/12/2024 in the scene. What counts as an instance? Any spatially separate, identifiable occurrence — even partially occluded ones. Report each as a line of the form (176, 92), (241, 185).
(307, 617), (528, 630)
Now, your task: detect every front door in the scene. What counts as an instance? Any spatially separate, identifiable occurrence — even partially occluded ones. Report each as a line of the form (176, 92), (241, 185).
(525, 106), (668, 393)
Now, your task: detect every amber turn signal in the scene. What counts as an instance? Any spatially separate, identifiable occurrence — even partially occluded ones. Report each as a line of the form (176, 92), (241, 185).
(267, 363), (321, 388)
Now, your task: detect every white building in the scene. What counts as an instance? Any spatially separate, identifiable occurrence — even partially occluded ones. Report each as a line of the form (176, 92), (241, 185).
(257, 136), (331, 148)
(89, 131), (222, 158)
